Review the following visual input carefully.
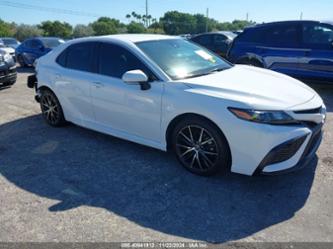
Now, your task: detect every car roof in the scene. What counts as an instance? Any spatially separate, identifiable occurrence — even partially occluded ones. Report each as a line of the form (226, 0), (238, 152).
(101, 34), (177, 43)
(246, 20), (331, 30)
(192, 31), (236, 39)
(64, 34), (178, 47)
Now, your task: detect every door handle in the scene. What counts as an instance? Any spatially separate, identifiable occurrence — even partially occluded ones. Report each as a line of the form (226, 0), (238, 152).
(93, 82), (104, 88)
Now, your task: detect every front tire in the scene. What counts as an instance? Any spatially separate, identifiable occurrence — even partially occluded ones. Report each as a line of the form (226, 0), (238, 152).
(40, 89), (66, 127)
(171, 117), (231, 176)
(17, 55), (27, 67)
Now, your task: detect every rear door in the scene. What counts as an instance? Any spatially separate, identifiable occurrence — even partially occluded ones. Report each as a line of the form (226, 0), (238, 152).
(258, 23), (303, 76)
(299, 22), (333, 81)
(54, 42), (97, 126)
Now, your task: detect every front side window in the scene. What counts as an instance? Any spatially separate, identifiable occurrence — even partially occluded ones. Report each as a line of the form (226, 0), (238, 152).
(98, 43), (151, 79)
(66, 42), (95, 72)
(303, 23), (333, 46)
(136, 39), (231, 80)
(264, 24), (299, 47)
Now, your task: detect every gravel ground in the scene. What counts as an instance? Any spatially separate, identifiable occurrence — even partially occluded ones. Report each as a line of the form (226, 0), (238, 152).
(0, 68), (332, 243)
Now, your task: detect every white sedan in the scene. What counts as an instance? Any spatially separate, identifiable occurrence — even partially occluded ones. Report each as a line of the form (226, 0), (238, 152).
(29, 34), (326, 176)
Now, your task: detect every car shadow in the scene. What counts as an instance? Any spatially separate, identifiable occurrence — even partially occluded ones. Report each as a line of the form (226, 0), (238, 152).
(0, 114), (318, 242)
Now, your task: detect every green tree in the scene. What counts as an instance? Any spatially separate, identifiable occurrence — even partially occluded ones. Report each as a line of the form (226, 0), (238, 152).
(14, 24), (43, 41)
(160, 11), (197, 35)
(91, 17), (125, 35)
(127, 21), (146, 33)
(0, 19), (14, 37)
(39, 21), (72, 38)
(73, 24), (95, 38)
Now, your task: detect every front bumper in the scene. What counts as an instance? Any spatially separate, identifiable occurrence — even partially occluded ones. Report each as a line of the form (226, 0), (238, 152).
(0, 66), (17, 85)
(255, 122), (323, 175)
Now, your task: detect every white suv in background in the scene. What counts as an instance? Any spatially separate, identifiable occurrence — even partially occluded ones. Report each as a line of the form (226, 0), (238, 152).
(28, 34), (326, 176)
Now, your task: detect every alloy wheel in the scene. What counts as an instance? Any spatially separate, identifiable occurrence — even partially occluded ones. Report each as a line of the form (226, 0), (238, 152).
(41, 93), (60, 125)
(175, 125), (219, 172)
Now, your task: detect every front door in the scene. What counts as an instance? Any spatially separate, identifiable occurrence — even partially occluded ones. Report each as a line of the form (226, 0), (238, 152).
(90, 42), (163, 143)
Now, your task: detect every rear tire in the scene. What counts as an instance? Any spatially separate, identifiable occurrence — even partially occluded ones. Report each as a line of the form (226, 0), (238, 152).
(171, 117), (231, 176)
(40, 89), (66, 127)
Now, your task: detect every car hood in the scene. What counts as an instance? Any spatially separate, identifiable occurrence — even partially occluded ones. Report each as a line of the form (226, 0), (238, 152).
(180, 65), (318, 110)
(0, 47), (15, 54)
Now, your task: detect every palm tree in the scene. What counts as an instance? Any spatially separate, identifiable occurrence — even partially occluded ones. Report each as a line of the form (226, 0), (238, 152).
(126, 14), (131, 23)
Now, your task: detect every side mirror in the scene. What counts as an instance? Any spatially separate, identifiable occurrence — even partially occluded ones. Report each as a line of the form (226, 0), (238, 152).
(122, 70), (151, 90)
(38, 45), (45, 51)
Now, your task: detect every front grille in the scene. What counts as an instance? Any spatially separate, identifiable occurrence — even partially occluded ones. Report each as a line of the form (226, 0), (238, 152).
(294, 106), (322, 114)
(259, 136), (307, 167)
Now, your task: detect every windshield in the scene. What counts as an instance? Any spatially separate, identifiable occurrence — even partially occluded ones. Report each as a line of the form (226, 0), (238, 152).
(2, 38), (18, 45)
(136, 39), (232, 80)
(41, 38), (65, 48)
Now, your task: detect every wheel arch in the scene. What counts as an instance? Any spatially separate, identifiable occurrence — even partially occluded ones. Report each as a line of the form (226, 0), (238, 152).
(236, 53), (265, 67)
(166, 113), (231, 152)
(165, 113), (232, 171)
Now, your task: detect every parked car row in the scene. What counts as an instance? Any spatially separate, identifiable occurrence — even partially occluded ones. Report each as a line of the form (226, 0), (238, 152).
(0, 37), (65, 88)
(189, 21), (333, 84)
(16, 37), (65, 67)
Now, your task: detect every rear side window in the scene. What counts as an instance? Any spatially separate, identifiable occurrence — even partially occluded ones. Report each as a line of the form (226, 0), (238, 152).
(56, 50), (67, 67)
(98, 43), (152, 79)
(264, 24), (299, 47)
(192, 35), (212, 46)
(213, 35), (227, 45)
(66, 42), (95, 72)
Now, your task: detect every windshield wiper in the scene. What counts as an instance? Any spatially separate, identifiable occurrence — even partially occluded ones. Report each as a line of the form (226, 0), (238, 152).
(208, 66), (227, 73)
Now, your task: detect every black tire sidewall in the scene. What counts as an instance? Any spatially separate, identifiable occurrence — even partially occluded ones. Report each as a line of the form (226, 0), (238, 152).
(40, 89), (66, 127)
(171, 117), (231, 176)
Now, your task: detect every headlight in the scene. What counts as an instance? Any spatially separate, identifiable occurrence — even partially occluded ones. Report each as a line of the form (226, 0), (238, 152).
(228, 107), (298, 125)
(3, 53), (11, 61)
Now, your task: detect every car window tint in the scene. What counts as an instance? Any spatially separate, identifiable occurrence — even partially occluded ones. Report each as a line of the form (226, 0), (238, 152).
(24, 40), (32, 48)
(237, 28), (265, 43)
(195, 35), (211, 45)
(214, 35), (227, 45)
(303, 23), (333, 46)
(98, 43), (150, 79)
(30, 40), (41, 48)
(56, 50), (67, 67)
(66, 42), (95, 72)
(264, 24), (299, 46)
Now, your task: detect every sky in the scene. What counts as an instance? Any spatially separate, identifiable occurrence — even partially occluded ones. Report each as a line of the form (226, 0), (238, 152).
(0, 0), (332, 25)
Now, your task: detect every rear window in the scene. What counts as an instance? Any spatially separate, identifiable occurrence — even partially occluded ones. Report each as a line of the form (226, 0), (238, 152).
(41, 38), (65, 48)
